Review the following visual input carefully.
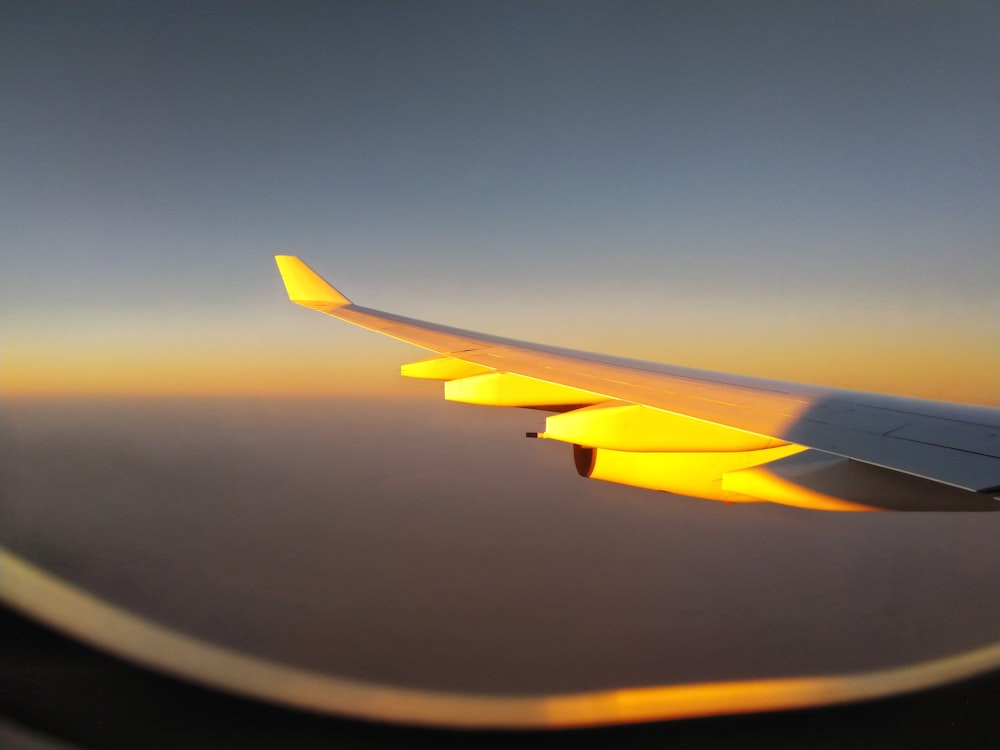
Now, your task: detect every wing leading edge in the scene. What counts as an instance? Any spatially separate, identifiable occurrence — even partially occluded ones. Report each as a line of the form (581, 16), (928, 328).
(274, 255), (1000, 512)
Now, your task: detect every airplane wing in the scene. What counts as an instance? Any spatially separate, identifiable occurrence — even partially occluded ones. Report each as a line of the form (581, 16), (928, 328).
(275, 256), (1000, 512)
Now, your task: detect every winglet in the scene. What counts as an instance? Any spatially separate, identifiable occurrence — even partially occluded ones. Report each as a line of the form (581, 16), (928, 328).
(274, 255), (352, 308)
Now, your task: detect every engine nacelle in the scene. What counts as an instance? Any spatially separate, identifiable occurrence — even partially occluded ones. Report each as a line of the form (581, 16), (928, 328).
(572, 444), (998, 511)
(573, 442), (806, 504)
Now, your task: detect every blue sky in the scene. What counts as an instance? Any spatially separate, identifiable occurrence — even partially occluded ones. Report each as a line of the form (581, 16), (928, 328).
(1, 1), (997, 400)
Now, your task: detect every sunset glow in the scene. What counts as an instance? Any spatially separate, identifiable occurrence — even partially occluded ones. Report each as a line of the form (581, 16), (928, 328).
(3, 309), (995, 403)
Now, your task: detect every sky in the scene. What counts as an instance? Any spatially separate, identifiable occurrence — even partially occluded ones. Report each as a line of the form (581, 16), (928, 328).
(1, 0), (997, 402)
(1, 0), (999, 727)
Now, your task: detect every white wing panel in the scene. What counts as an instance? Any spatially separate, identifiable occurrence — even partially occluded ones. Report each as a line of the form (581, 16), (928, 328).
(278, 259), (1000, 498)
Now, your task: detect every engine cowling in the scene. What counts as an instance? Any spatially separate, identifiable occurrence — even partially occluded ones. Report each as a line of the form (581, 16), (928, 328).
(571, 444), (999, 511)
(572, 442), (807, 504)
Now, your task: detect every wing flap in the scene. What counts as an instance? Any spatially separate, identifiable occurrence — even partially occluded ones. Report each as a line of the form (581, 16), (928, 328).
(444, 372), (606, 408)
(400, 357), (494, 380)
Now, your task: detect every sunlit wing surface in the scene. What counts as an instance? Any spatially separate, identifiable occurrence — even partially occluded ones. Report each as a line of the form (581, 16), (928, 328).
(275, 256), (1000, 512)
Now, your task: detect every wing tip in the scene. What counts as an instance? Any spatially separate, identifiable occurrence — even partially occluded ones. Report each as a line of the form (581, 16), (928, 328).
(274, 255), (352, 307)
